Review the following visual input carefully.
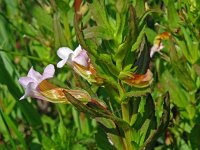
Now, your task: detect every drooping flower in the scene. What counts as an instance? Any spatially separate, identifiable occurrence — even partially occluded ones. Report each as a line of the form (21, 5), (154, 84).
(57, 45), (103, 84)
(150, 32), (171, 58)
(19, 64), (91, 103)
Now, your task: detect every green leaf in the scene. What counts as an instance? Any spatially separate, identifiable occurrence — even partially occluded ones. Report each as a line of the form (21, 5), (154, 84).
(41, 133), (56, 150)
(64, 91), (129, 129)
(145, 27), (157, 44)
(53, 13), (67, 48)
(141, 92), (170, 150)
(190, 124), (200, 150)
(88, 0), (112, 30)
(115, 6), (137, 69)
(0, 111), (16, 150)
(83, 26), (113, 40)
(95, 127), (116, 150)
(134, 36), (150, 74)
(173, 63), (196, 92)
(115, 0), (128, 42)
(0, 110), (27, 149)
(180, 26), (199, 64)
(193, 64), (200, 77)
(131, 25), (146, 52)
(166, 0), (180, 29)
(161, 71), (189, 108)
(31, 5), (53, 32)
(138, 94), (156, 146)
(135, 0), (145, 18)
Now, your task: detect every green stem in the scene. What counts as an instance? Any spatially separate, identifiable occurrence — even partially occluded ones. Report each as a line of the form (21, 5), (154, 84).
(121, 102), (133, 150)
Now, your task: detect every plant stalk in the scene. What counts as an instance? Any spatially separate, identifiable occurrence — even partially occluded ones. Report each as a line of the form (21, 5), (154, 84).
(121, 102), (133, 150)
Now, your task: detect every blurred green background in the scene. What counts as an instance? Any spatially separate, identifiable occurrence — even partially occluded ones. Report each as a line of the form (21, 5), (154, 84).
(1, 0), (200, 149)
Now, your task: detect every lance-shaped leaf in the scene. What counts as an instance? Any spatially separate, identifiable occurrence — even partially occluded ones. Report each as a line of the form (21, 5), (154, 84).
(97, 119), (126, 150)
(115, 0), (128, 42)
(53, 12), (67, 48)
(135, 0), (145, 18)
(114, 5), (137, 69)
(166, 0), (180, 29)
(83, 26), (113, 40)
(161, 71), (189, 108)
(134, 35), (150, 74)
(131, 25), (146, 52)
(138, 94), (157, 146)
(64, 90), (129, 129)
(140, 92), (170, 150)
(88, 0), (112, 30)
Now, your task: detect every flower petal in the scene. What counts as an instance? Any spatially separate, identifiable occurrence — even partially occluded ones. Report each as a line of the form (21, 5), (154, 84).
(73, 51), (89, 67)
(57, 47), (73, 60)
(57, 59), (68, 68)
(20, 82), (48, 101)
(18, 77), (35, 88)
(150, 43), (164, 58)
(42, 64), (55, 81)
(20, 82), (37, 100)
(27, 67), (42, 82)
(73, 45), (82, 58)
(73, 45), (89, 67)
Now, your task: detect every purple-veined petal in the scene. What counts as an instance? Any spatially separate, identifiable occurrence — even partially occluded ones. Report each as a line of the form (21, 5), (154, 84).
(20, 82), (48, 101)
(57, 47), (73, 60)
(18, 77), (35, 88)
(20, 82), (37, 100)
(73, 51), (89, 67)
(73, 45), (89, 67)
(57, 59), (68, 68)
(41, 64), (55, 81)
(27, 67), (42, 82)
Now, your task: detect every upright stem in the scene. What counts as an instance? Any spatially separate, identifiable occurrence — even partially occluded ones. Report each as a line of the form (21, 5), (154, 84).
(118, 80), (133, 150)
(121, 102), (133, 150)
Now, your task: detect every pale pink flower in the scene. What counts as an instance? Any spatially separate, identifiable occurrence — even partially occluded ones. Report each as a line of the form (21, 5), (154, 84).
(57, 45), (90, 69)
(57, 45), (103, 84)
(19, 64), (55, 100)
(19, 64), (91, 103)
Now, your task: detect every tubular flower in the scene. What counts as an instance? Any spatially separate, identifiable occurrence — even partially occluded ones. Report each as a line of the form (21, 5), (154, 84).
(19, 64), (91, 103)
(150, 32), (171, 58)
(57, 45), (103, 84)
(120, 69), (153, 88)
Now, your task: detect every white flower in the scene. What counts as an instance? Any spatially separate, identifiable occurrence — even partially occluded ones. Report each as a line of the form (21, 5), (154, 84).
(57, 45), (89, 68)
(150, 42), (164, 58)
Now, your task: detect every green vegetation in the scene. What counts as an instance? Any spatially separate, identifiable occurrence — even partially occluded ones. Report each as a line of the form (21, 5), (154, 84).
(0, 0), (200, 149)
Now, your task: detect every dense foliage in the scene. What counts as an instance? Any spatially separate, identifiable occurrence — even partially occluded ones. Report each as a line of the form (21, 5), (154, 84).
(0, 0), (200, 149)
